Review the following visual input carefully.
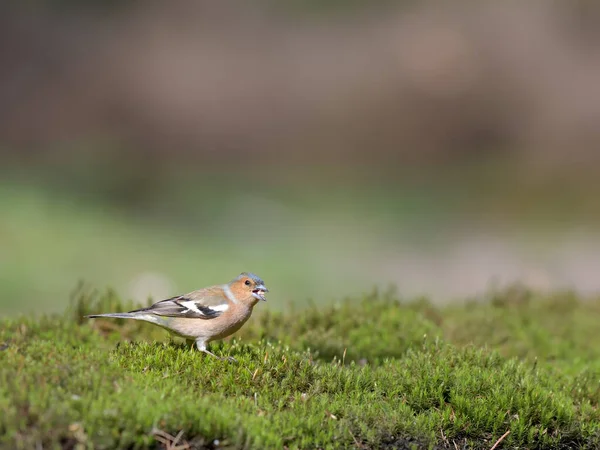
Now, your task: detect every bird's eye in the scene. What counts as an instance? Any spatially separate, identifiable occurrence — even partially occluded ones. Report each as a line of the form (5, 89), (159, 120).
(244, 280), (251, 286)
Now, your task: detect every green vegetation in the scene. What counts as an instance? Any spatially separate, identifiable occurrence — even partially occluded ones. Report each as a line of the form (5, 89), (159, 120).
(0, 172), (502, 315)
(2, 286), (600, 449)
(4, 167), (600, 316)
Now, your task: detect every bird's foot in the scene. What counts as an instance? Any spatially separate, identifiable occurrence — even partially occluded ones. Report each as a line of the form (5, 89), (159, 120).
(200, 348), (236, 363)
(222, 356), (237, 363)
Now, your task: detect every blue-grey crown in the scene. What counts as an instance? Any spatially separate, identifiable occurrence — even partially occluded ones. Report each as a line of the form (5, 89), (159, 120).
(236, 272), (265, 285)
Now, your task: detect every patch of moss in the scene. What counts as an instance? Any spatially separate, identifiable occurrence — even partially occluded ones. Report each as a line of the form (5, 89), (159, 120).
(1, 287), (599, 449)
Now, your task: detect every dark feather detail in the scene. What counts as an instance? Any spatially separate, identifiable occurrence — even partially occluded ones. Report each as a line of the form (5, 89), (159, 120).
(130, 296), (224, 320)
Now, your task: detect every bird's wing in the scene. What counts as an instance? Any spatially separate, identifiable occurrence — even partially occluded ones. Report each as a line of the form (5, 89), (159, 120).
(132, 286), (230, 319)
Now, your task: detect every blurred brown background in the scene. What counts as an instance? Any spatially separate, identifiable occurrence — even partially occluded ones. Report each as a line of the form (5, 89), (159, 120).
(2, 0), (600, 314)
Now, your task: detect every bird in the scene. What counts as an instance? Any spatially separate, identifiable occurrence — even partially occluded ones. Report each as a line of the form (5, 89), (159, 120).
(86, 272), (268, 361)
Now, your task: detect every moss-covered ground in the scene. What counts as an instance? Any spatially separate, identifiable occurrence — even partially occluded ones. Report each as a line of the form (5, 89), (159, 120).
(2, 286), (600, 449)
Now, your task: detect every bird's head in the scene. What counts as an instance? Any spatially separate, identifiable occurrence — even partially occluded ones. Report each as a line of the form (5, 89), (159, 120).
(229, 272), (269, 305)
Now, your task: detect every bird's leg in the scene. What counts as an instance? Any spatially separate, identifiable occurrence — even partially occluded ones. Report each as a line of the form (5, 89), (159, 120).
(195, 339), (236, 363)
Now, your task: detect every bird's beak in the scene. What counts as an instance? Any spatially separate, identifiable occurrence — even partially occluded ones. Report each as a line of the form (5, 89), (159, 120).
(252, 284), (269, 301)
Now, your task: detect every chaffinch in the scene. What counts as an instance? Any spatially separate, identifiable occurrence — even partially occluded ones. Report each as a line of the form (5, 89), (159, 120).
(86, 272), (268, 360)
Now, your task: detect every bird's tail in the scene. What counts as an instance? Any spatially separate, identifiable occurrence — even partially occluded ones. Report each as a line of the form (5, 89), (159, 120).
(85, 312), (137, 319)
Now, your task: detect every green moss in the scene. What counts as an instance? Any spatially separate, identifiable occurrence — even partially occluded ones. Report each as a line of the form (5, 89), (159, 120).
(1, 287), (600, 449)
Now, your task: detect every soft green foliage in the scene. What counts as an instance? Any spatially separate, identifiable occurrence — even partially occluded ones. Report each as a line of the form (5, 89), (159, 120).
(1, 179), (441, 315)
(6, 172), (597, 316)
(1, 287), (600, 449)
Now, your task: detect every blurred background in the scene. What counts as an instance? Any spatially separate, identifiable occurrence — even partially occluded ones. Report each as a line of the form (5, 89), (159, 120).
(2, 0), (600, 315)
